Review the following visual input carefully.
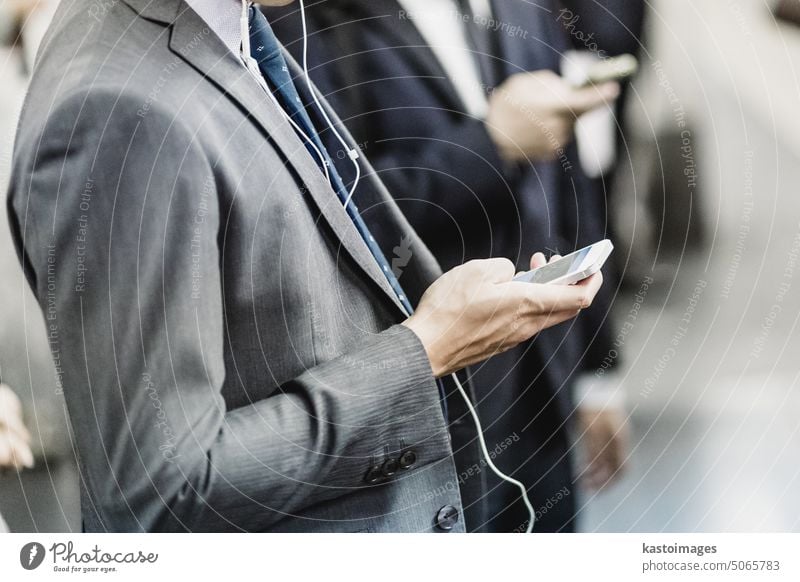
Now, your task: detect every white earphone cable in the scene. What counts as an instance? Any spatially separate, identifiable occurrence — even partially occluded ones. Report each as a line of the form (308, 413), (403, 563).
(298, 0), (361, 209)
(450, 372), (535, 533)
(240, 0), (250, 59)
(242, 0), (332, 184)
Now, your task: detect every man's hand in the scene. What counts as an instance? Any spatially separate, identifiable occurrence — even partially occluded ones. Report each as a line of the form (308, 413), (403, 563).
(0, 384), (34, 471)
(485, 70), (620, 162)
(402, 255), (602, 378)
(577, 405), (629, 491)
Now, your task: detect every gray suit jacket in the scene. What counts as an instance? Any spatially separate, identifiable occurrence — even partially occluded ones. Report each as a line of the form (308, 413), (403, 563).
(7, 0), (481, 532)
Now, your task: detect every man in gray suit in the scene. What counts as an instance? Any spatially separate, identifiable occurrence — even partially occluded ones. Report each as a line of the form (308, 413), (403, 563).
(6, 0), (602, 532)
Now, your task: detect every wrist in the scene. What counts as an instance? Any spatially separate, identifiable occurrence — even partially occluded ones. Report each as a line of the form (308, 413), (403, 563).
(401, 317), (448, 378)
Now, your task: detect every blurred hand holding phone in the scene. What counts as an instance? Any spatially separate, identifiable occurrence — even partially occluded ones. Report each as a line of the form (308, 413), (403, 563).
(568, 53), (639, 88)
(561, 53), (638, 178)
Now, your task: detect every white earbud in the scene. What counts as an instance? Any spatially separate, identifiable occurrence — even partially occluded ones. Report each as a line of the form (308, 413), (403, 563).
(298, 0), (361, 209)
(242, 0), (332, 183)
(240, 0), (250, 58)
(450, 372), (535, 533)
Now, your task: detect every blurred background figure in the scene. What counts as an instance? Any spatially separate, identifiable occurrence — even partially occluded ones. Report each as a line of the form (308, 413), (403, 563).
(561, 0), (646, 60)
(0, 382), (34, 532)
(579, 0), (800, 531)
(0, 0), (78, 532)
(268, 0), (627, 532)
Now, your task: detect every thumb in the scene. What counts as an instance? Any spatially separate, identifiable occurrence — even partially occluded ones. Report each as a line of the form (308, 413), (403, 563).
(563, 81), (620, 117)
(477, 257), (516, 284)
(530, 252), (547, 270)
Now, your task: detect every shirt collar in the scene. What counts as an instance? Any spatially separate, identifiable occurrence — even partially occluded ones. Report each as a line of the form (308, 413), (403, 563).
(184, 0), (244, 56)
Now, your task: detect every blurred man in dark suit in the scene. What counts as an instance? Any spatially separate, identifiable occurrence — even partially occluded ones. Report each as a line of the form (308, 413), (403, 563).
(560, 0), (646, 59)
(269, 0), (628, 532)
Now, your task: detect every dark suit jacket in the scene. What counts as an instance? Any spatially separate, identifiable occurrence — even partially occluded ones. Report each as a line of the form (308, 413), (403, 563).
(7, 0), (487, 532)
(561, 0), (647, 58)
(268, 0), (616, 531)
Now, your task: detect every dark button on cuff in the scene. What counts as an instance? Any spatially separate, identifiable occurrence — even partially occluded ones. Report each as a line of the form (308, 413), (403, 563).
(435, 505), (459, 531)
(381, 457), (399, 477)
(364, 464), (383, 484)
(398, 450), (417, 469)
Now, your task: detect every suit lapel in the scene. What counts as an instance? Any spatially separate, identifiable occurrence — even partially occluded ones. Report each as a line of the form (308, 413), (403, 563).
(125, 0), (410, 315)
(284, 49), (443, 305)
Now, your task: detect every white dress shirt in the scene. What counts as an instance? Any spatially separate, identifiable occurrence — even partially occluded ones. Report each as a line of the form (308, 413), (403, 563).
(185, 0), (276, 93)
(185, 0), (243, 56)
(398, 0), (493, 118)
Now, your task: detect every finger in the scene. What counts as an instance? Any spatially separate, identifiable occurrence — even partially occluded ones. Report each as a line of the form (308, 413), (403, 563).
(584, 463), (607, 489)
(534, 308), (583, 332)
(14, 445), (35, 470)
(584, 459), (610, 491)
(0, 411), (30, 443)
(0, 385), (22, 414)
(607, 434), (628, 478)
(573, 271), (604, 306)
(517, 69), (560, 91)
(520, 276), (601, 312)
(5, 421), (31, 445)
(0, 434), (29, 471)
(563, 81), (620, 116)
(609, 455), (627, 483)
(548, 254), (562, 264)
(587, 432), (626, 489)
(0, 437), (11, 468)
(591, 468), (613, 490)
(8, 433), (34, 469)
(530, 252), (546, 270)
(509, 307), (580, 344)
(481, 257), (516, 284)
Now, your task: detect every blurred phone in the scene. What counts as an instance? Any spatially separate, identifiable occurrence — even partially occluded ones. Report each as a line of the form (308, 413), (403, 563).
(513, 239), (614, 285)
(571, 54), (638, 88)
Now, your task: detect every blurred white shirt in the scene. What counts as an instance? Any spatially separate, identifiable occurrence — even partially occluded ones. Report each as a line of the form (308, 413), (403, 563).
(398, 0), (492, 118)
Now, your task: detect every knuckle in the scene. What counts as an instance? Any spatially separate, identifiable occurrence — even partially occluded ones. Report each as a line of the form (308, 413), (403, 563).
(464, 258), (481, 269)
(491, 257), (515, 278)
(499, 257), (515, 270)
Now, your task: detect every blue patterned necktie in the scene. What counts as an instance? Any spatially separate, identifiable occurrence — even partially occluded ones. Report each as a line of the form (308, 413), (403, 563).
(247, 6), (413, 315)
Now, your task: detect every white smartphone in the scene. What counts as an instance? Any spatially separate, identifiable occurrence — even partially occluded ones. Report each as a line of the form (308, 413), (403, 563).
(513, 239), (614, 285)
(572, 54), (638, 88)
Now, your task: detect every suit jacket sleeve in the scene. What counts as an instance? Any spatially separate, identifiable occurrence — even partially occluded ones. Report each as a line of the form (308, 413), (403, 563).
(12, 89), (450, 532)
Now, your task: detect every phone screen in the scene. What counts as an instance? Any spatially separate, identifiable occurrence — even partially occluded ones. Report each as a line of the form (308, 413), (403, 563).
(524, 247), (592, 284)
